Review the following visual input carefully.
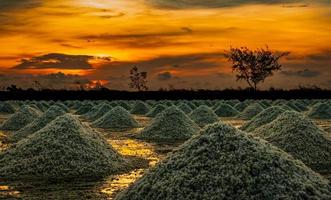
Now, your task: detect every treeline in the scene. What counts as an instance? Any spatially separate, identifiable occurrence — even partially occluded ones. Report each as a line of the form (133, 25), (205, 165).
(0, 87), (331, 100)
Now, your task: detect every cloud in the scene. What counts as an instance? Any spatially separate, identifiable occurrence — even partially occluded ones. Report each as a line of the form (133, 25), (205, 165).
(77, 30), (193, 48)
(12, 53), (110, 70)
(157, 72), (173, 81)
(0, 0), (42, 11)
(306, 50), (331, 61)
(280, 69), (321, 78)
(146, 0), (304, 9)
(0, 72), (92, 90)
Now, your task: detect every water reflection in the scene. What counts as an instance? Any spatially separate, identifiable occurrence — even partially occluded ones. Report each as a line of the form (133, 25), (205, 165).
(0, 183), (20, 198)
(100, 138), (164, 199)
(221, 118), (246, 129)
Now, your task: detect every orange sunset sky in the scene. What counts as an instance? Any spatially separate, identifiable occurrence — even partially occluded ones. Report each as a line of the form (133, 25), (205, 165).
(0, 0), (331, 90)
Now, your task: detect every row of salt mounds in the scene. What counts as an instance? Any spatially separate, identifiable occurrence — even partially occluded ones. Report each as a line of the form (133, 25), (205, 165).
(0, 105), (41, 131)
(131, 101), (150, 115)
(307, 103), (331, 119)
(240, 106), (285, 132)
(234, 101), (248, 112)
(8, 105), (67, 143)
(117, 123), (331, 200)
(253, 111), (331, 172)
(177, 103), (193, 114)
(136, 106), (200, 142)
(0, 114), (130, 180)
(83, 103), (105, 119)
(116, 101), (132, 110)
(75, 102), (94, 115)
(93, 106), (140, 130)
(146, 104), (167, 118)
(88, 103), (112, 121)
(0, 102), (16, 114)
(190, 105), (219, 127)
(214, 103), (239, 117)
(237, 103), (264, 120)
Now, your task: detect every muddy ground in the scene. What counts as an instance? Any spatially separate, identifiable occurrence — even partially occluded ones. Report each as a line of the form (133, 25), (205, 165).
(0, 114), (330, 199)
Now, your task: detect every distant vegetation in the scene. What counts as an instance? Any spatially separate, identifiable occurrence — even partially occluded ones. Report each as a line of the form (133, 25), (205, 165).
(225, 46), (290, 90)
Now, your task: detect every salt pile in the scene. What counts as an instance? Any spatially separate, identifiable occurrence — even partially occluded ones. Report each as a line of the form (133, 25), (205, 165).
(190, 105), (219, 127)
(253, 111), (331, 172)
(136, 106), (200, 142)
(237, 103), (264, 120)
(0, 105), (41, 131)
(214, 103), (239, 117)
(240, 106), (285, 132)
(0, 114), (130, 180)
(117, 122), (331, 200)
(131, 101), (150, 115)
(9, 105), (66, 142)
(93, 106), (140, 130)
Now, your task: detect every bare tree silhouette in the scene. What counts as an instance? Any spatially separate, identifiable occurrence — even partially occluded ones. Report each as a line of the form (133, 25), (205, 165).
(225, 46), (290, 90)
(129, 66), (148, 91)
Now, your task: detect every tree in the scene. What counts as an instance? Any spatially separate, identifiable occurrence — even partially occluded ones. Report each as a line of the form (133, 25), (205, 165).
(129, 66), (148, 91)
(225, 46), (289, 90)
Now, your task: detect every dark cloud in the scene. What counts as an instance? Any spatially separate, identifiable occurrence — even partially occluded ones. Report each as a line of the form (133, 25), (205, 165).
(146, 0), (305, 9)
(280, 69), (321, 78)
(0, 0), (41, 11)
(181, 27), (193, 33)
(77, 28), (235, 48)
(306, 50), (331, 61)
(216, 72), (232, 78)
(94, 52), (225, 78)
(157, 72), (173, 81)
(99, 12), (125, 19)
(0, 72), (92, 90)
(12, 53), (110, 70)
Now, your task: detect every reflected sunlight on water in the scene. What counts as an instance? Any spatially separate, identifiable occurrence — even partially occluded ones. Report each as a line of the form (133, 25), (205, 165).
(100, 138), (163, 199)
(109, 139), (160, 166)
(222, 118), (246, 129)
(0, 184), (20, 198)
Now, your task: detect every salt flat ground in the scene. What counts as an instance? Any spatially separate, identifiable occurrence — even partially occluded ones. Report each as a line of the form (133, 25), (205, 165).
(0, 114), (330, 199)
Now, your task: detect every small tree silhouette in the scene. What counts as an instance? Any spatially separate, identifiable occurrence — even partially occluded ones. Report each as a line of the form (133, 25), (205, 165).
(225, 46), (289, 90)
(129, 66), (148, 91)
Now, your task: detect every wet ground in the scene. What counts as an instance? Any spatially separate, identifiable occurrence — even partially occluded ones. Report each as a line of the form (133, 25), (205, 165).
(0, 115), (182, 200)
(0, 115), (330, 199)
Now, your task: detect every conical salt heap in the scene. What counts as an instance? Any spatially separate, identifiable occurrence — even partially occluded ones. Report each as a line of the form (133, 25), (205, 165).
(116, 101), (131, 110)
(93, 106), (140, 130)
(9, 105), (67, 142)
(293, 101), (308, 111)
(307, 103), (331, 119)
(190, 105), (219, 127)
(136, 106), (200, 142)
(253, 111), (331, 172)
(117, 123), (331, 200)
(146, 104), (167, 118)
(53, 102), (69, 112)
(83, 103), (104, 119)
(0, 102), (16, 114)
(131, 101), (150, 115)
(178, 103), (193, 114)
(234, 101), (248, 111)
(75, 102), (94, 115)
(88, 103), (112, 121)
(285, 101), (301, 112)
(214, 103), (239, 117)
(237, 103), (264, 120)
(0, 105), (41, 131)
(0, 114), (130, 180)
(240, 106), (285, 132)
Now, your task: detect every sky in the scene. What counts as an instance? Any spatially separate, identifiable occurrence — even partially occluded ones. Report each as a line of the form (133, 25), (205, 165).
(0, 0), (331, 90)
